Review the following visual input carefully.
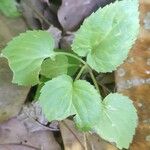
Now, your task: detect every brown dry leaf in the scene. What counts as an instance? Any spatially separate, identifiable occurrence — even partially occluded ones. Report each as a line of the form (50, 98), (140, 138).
(0, 145), (37, 150)
(0, 117), (61, 150)
(86, 134), (117, 150)
(60, 119), (84, 150)
(57, 0), (114, 31)
(0, 13), (29, 122)
(60, 119), (117, 150)
(115, 0), (150, 149)
(18, 102), (59, 133)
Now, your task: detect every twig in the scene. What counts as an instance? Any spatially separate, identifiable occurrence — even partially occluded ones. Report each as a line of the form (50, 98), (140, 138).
(0, 143), (40, 150)
(61, 120), (85, 149)
(24, 0), (51, 26)
(96, 80), (111, 93)
(84, 133), (88, 150)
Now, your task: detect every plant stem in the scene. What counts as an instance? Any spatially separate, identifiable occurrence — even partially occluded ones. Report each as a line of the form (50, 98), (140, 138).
(75, 64), (87, 80)
(55, 52), (87, 65)
(56, 52), (100, 93)
(89, 71), (100, 94)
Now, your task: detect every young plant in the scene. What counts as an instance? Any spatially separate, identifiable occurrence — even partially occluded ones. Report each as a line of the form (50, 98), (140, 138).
(1, 0), (139, 149)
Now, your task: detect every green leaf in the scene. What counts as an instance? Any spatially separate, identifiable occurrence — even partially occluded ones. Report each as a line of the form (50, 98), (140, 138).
(0, 0), (20, 18)
(34, 76), (50, 100)
(67, 56), (81, 76)
(40, 55), (68, 78)
(1, 30), (55, 86)
(34, 83), (44, 100)
(72, 0), (139, 72)
(39, 74), (102, 131)
(94, 93), (138, 149)
(54, 48), (81, 76)
(41, 54), (81, 78)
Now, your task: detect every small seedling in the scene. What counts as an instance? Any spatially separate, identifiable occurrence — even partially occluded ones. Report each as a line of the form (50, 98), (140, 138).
(1, 0), (139, 149)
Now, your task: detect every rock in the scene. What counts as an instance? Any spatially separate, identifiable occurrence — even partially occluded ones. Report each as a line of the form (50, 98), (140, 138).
(60, 32), (75, 50)
(115, 1), (150, 149)
(47, 25), (62, 48)
(58, 0), (114, 31)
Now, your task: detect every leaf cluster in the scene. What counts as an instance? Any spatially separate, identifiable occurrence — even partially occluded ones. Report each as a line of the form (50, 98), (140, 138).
(1, 0), (139, 149)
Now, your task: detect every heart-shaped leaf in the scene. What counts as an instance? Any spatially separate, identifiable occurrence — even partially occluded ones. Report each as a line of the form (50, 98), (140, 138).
(39, 74), (102, 131)
(72, 0), (139, 72)
(41, 55), (68, 78)
(94, 93), (138, 149)
(1, 30), (55, 85)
